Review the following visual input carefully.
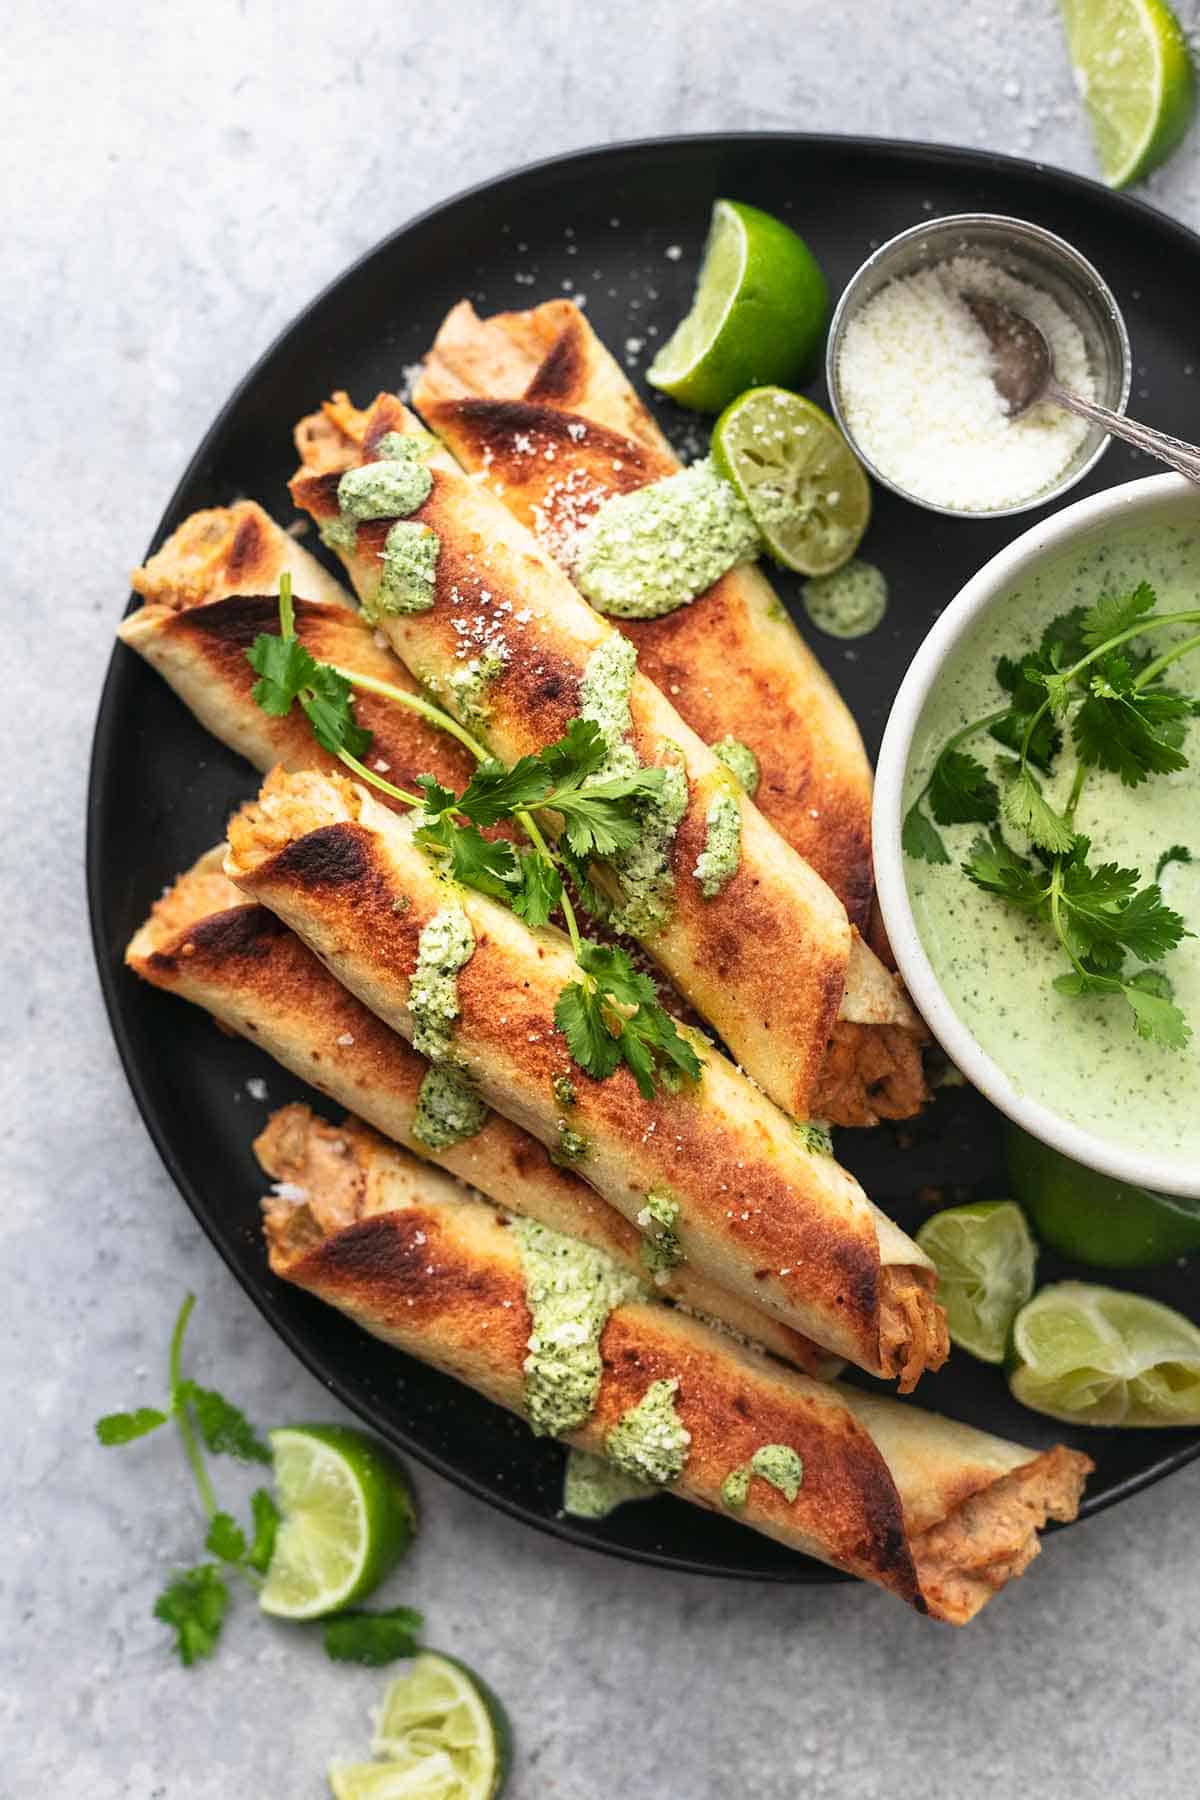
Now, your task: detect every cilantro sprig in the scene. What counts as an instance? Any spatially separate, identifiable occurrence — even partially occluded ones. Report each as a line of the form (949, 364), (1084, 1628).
(903, 583), (1200, 1049)
(96, 1296), (427, 1671)
(96, 1294), (278, 1666)
(247, 581), (703, 1097)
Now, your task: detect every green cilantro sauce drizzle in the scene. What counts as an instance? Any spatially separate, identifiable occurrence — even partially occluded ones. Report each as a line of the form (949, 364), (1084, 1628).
(511, 1218), (641, 1438)
(605, 1378), (691, 1485)
(408, 907), (475, 1065)
(579, 636), (690, 936)
(792, 1120), (833, 1156)
(573, 459), (760, 620)
(561, 1448), (656, 1519)
(693, 786), (742, 898)
(720, 1465), (751, 1510)
(750, 1444), (805, 1502)
(411, 1066), (489, 1150)
(444, 642), (508, 726)
(636, 1189), (684, 1282)
(550, 1122), (590, 1167)
(329, 434), (439, 617)
(711, 735), (760, 796)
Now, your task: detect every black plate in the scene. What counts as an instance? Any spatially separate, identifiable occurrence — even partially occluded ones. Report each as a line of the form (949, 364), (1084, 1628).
(88, 134), (1200, 1581)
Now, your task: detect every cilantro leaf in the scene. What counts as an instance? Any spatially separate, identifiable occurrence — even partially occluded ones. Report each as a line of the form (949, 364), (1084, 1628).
(247, 632), (316, 715)
(95, 1407), (168, 1446)
(323, 1605), (425, 1667)
(901, 803), (949, 864)
(414, 773), (459, 817)
(415, 813), (521, 901)
(177, 1381), (271, 1465)
(455, 754), (552, 825)
(555, 943), (703, 1100)
(510, 850), (562, 928)
(535, 717), (612, 785)
(247, 1489), (281, 1575)
(962, 832), (1046, 911)
(1039, 605), (1090, 670)
(302, 663), (372, 759)
(554, 979), (622, 1082)
(928, 749), (999, 827)
(554, 771), (666, 859)
(1000, 767), (1076, 854)
(205, 1511), (247, 1565)
(1156, 844), (1193, 881)
(1082, 580), (1156, 649)
(1072, 664), (1190, 786)
(1125, 979), (1191, 1048)
(154, 1565), (228, 1667)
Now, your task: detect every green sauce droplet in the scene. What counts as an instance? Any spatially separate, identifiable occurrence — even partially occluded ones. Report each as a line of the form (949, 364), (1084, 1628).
(802, 559), (887, 640)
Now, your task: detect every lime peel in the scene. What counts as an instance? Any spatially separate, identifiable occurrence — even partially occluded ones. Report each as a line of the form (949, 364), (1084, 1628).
(915, 1201), (1037, 1364)
(1059, 0), (1197, 188)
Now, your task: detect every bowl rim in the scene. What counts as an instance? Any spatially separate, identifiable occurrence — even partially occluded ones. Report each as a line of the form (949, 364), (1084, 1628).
(873, 470), (1200, 1199)
(825, 211), (1133, 519)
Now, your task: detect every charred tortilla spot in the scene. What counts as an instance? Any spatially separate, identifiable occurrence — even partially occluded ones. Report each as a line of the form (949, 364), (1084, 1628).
(524, 322), (587, 403)
(270, 822), (373, 888)
(186, 903), (288, 960)
(227, 509), (268, 585)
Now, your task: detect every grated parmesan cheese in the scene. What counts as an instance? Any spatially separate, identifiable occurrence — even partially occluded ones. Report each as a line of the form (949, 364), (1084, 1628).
(837, 255), (1096, 511)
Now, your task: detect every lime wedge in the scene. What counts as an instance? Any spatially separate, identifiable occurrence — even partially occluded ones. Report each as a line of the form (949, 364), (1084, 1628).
(1005, 1124), (1200, 1268)
(711, 388), (870, 576)
(1010, 1282), (1200, 1425)
(1059, 0), (1196, 187)
(647, 199), (829, 413)
(343, 1652), (512, 1800)
(260, 1424), (416, 1621)
(916, 1201), (1037, 1363)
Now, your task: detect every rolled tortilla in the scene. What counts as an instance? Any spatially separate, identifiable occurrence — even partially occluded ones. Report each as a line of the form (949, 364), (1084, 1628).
(257, 1107), (1091, 1625)
(290, 395), (926, 1128)
(414, 298), (876, 927)
(127, 848), (834, 1376)
(224, 764), (946, 1386)
(121, 502), (481, 799)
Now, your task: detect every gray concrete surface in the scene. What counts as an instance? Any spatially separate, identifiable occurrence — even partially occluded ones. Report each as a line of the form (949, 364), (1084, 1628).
(4, 1), (1200, 1794)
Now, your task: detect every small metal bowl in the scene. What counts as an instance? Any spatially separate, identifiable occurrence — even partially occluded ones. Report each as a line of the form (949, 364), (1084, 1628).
(825, 213), (1132, 518)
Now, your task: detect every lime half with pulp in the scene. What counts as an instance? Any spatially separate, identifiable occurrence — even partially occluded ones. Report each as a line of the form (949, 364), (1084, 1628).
(1059, 0), (1196, 187)
(260, 1424), (416, 1621)
(1005, 1124), (1200, 1268)
(1010, 1282), (1200, 1425)
(647, 199), (829, 412)
(712, 387), (870, 576)
(916, 1201), (1037, 1363)
(331, 1652), (512, 1800)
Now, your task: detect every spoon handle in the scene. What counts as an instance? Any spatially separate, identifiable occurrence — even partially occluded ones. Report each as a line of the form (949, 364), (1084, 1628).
(1048, 380), (1200, 487)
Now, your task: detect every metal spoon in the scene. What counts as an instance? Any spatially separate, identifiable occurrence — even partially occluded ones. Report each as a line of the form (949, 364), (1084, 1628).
(964, 292), (1200, 487)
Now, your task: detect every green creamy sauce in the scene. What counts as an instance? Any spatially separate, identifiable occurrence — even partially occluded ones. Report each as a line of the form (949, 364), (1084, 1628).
(711, 735), (760, 796)
(561, 1449), (655, 1519)
(907, 521), (1200, 1167)
(552, 1072), (577, 1109)
(792, 1120), (833, 1157)
(373, 521), (440, 618)
(408, 907), (476, 1065)
(411, 1066), (489, 1150)
(579, 636), (690, 936)
(574, 459), (760, 620)
(605, 1378), (691, 1485)
(750, 1444), (805, 1502)
(636, 1189), (684, 1282)
(338, 441), (433, 524)
(802, 559), (888, 639)
(512, 1217), (641, 1438)
(694, 786), (742, 898)
(720, 1465), (751, 1510)
(445, 642), (508, 726)
(551, 1121), (590, 1167)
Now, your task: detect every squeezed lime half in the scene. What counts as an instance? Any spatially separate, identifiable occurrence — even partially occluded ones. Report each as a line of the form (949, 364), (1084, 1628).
(916, 1201), (1037, 1363)
(1010, 1282), (1200, 1425)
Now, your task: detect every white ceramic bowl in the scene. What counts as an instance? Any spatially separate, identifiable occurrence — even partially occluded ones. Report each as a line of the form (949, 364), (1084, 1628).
(874, 473), (1200, 1199)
